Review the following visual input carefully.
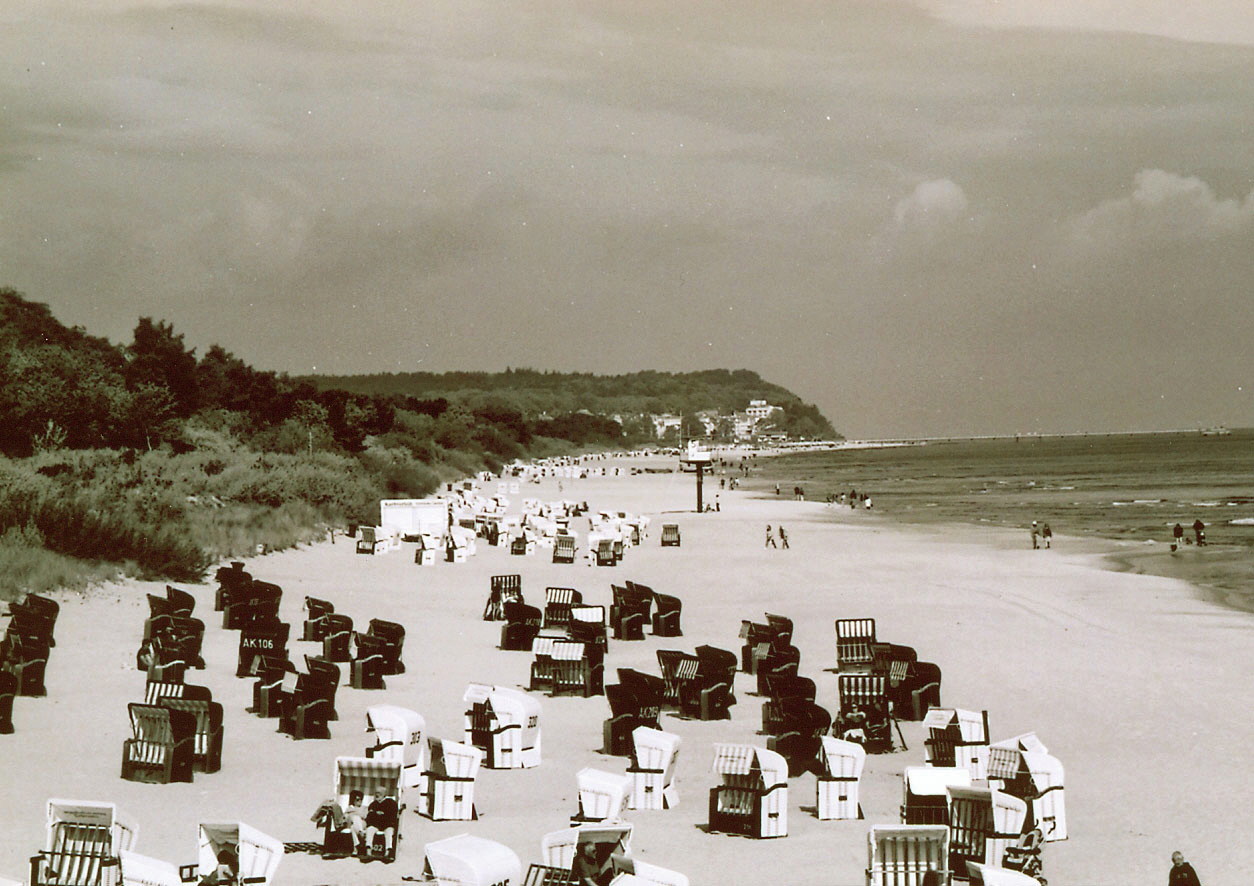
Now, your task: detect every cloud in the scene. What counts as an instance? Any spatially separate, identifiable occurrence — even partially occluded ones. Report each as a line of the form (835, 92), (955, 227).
(891, 178), (970, 231)
(1068, 169), (1254, 251)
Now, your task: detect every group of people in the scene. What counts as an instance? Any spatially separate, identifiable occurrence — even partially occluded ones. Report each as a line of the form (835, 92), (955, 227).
(823, 489), (873, 510)
(764, 524), (790, 549)
(1030, 521), (1053, 550)
(1171, 519), (1207, 549)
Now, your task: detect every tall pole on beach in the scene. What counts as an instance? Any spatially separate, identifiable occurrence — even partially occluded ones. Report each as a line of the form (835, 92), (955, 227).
(695, 462), (705, 513)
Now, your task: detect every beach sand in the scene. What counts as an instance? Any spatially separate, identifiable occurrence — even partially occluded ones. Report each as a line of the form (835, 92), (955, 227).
(3, 456), (1251, 885)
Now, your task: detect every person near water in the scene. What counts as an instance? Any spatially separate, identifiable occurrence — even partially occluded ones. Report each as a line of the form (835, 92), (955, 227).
(1172, 523), (1185, 549)
(1192, 519), (1206, 546)
(779, 526), (789, 549)
(1030, 521), (1039, 550)
(1041, 523), (1052, 549)
(1168, 851), (1202, 886)
(765, 525), (777, 548)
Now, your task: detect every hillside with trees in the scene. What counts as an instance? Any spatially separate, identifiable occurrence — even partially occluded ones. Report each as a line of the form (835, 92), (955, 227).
(0, 287), (838, 598)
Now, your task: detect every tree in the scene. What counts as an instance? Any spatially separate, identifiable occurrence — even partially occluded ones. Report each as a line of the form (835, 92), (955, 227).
(126, 318), (199, 417)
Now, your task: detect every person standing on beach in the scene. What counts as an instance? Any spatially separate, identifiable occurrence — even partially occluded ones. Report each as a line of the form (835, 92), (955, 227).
(1192, 519), (1206, 546)
(1172, 523), (1185, 549)
(1030, 521), (1039, 550)
(779, 526), (789, 549)
(765, 525), (777, 548)
(1168, 851), (1202, 886)
(1041, 523), (1052, 549)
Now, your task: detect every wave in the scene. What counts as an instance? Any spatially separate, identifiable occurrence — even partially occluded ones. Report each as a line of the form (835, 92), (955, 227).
(1230, 518), (1254, 526)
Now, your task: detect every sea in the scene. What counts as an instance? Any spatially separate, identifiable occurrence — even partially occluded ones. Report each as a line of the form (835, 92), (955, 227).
(749, 429), (1254, 609)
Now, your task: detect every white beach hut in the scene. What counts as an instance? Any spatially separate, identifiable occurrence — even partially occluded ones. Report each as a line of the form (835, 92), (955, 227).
(573, 768), (632, 823)
(462, 683), (541, 769)
(816, 736), (866, 820)
(627, 727), (681, 811)
(365, 704), (427, 793)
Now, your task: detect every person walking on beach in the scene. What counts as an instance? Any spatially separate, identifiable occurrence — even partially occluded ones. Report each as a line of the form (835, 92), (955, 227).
(1172, 523), (1185, 550)
(1030, 521), (1039, 550)
(765, 525), (777, 548)
(1192, 518), (1206, 546)
(1168, 851), (1202, 886)
(779, 526), (789, 549)
(1041, 523), (1052, 549)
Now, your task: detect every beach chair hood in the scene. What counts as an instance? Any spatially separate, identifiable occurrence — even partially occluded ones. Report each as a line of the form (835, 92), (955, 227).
(198, 823), (282, 886)
(422, 834), (521, 886)
(608, 855), (689, 886)
(365, 704), (426, 789)
(46, 800), (138, 854)
(965, 861), (1042, 885)
(819, 736), (867, 779)
(576, 768), (632, 822)
(905, 766), (971, 797)
(710, 744), (788, 787)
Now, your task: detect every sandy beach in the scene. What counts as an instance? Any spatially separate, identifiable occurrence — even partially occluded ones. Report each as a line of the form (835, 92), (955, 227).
(3, 456), (1251, 886)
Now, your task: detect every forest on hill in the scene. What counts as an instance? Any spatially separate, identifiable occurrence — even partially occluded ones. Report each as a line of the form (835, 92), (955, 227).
(0, 288), (837, 598)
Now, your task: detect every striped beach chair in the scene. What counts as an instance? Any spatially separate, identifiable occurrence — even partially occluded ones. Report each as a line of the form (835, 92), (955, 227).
(483, 575), (523, 621)
(865, 825), (948, 886)
(707, 744), (788, 838)
(816, 737), (866, 820)
(627, 726), (681, 811)
(157, 699), (223, 773)
(543, 588), (582, 629)
(421, 740), (482, 821)
(33, 800), (137, 886)
(122, 703), (197, 783)
(835, 618), (877, 672)
(321, 757), (402, 858)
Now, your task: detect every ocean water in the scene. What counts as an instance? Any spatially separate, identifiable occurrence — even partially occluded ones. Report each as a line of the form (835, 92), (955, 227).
(751, 429), (1254, 549)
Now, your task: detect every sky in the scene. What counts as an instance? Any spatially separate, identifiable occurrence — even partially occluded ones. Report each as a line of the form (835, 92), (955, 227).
(1, 0), (1252, 439)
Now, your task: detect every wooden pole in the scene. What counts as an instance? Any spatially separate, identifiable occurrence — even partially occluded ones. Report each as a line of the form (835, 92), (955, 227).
(695, 463), (705, 513)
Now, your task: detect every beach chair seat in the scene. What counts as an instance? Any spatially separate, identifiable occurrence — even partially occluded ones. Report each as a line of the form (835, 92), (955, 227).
(34, 801), (137, 886)
(421, 739), (482, 821)
(760, 675), (817, 732)
(350, 633), (389, 690)
(655, 650), (699, 709)
(213, 562), (250, 612)
(321, 614), (354, 662)
(651, 594), (683, 637)
(0, 669), (17, 733)
(553, 535), (577, 564)
(303, 656), (340, 721)
(611, 584), (653, 641)
(866, 825), (948, 886)
(923, 709), (990, 779)
(569, 604), (608, 651)
(737, 620), (770, 674)
(815, 736), (867, 820)
(122, 702), (197, 783)
(464, 683), (542, 769)
(889, 660), (942, 721)
(837, 674), (895, 754)
(320, 757), (403, 860)
(356, 526), (381, 554)
(8, 596), (58, 647)
(660, 524), (680, 547)
(3, 635), (50, 696)
(483, 575), (523, 621)
(500, 601), (543, 651)
(707, 744), (788, 838)
(550, 642), (603, 697)
(678, 645), (737, 720)
(835, 618), (877, 673)
(194, 822), (284, 886)
(249, 656), (296, 718)
(365, 619), (406, 675)
(754, 644), (800, 696)
(627, 726), (681, 811)
(236, 621), (289, 678)
(301, 597), (334, 642)
(901, 766), (970, 826)
(571, 768), (632, 824)
(146, 593), (175, 620)
(766, 699), (831, 776)
(510, 535), (529, 556)
(223, 581), (282, 631)
(157, 698), (224, 773)
(602, 683), (649, 757)
(946, 786), (1029, 873)
(543, 588), (583, 630)
(595, 539), (615, 566)
(278, 672), (333, 740)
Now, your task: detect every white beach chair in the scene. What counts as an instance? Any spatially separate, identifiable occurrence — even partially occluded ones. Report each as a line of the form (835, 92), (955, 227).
(422, 834), (521, 886)
(815, 736), (866, 820)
